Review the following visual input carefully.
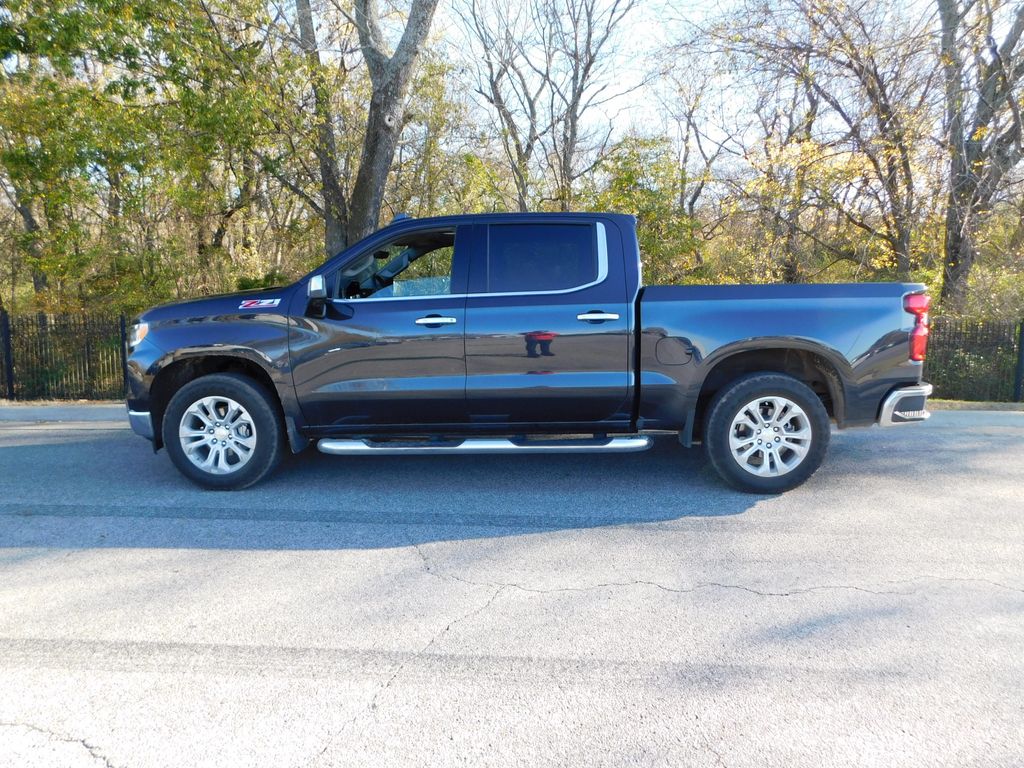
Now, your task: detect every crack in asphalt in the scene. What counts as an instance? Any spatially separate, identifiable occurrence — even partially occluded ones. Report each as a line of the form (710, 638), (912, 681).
(308, 580), (507, 766)
(883, 575), (1024, 595)
(410, 541), (908, 597)
(366, 583), (507, 714)
(698, 729), (727, 768)
(0, 722), (118, 768)
(410, 541), (1024, 598)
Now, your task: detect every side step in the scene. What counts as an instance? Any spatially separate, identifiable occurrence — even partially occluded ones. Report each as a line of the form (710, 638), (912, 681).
(317, 436), (653, 456)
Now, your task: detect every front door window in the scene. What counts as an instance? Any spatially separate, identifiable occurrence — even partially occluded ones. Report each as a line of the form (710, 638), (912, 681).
(338, 231), (455, 299)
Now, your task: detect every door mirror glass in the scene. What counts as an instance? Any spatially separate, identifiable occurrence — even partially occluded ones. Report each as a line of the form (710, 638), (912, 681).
(308, 274), (327, 300)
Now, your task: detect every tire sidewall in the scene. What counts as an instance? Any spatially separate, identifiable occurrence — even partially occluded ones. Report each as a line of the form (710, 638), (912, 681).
(704, 373), (830, 494)
(162, 373), (283, 490)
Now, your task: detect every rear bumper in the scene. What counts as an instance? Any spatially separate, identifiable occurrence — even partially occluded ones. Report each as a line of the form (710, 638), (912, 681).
(127, 408), (154, 440)
(879, 383), (933, 426)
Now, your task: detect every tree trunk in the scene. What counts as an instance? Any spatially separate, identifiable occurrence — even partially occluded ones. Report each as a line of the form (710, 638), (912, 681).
(348, 0), (440, 245)
(513, 168), (530, 213)
(11, 187), (48, 295)
(295, 0), (349, 256)
(940, 192), (976, 308)
(936, 0), (1024, 306)
(894, 223), (912, 280)
(347, 82), (406, 243)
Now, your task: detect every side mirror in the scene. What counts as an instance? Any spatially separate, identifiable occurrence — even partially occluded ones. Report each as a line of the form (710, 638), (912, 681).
(307, 274), (327, 300)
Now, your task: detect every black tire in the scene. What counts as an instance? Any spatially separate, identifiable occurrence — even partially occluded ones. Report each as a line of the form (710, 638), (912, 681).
(703, 372), (830, 494)
(162, 373), (284, 490)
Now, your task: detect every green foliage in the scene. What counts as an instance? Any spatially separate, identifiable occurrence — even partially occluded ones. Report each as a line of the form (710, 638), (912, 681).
(586, 136), (701, 285)
(237, 271), (288, 291)
(0, 0), (315, 313)
(0, 0), (1021, 321)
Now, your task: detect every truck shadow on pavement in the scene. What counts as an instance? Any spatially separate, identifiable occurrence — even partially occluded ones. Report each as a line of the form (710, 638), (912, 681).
(5, 414), (1011, 551)
(0, 432), (765, 551)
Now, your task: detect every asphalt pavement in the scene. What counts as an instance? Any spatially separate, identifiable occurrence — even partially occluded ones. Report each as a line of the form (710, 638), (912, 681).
(0, 404), (1021, 767)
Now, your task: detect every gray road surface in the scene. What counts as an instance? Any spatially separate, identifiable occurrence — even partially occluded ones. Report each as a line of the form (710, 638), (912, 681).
(0, 405), (1022, 767)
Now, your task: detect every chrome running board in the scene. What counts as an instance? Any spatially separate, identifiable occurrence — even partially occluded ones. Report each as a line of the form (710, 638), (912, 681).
(317, 436), (653, 456)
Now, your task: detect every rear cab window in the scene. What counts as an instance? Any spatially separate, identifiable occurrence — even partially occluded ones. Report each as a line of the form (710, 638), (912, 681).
(485, 223), (600, 294)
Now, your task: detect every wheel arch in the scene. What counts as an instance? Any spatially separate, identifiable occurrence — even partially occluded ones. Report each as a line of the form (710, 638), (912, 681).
(685, 342), (849, 445)
(149, 353), (305, 453)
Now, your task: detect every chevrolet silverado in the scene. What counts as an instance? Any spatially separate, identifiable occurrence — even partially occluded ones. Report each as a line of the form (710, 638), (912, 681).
(125, 213), (932, 492)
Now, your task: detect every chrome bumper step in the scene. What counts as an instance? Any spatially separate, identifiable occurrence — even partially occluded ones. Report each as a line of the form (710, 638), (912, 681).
(317, 435), (653, 456)
(879, 383), (933, 426)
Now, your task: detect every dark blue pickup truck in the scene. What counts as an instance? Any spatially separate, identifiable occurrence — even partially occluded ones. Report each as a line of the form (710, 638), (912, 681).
(125, 212), (932, 492)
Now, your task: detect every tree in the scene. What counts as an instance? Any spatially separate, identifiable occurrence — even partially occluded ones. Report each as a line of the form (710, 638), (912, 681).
(349, 0), (441, 242)
(0, 0), (298, 309)
(543, 0), (637, 210)
(462, 0), (637, 211)
(294, 0), (351, 257)
(708, 0), (940, 281)
(587, 135), (699, 284)
(294, 0), (440, 255)
(937, 0), (1024, 307)
(463, 0), (554, 211)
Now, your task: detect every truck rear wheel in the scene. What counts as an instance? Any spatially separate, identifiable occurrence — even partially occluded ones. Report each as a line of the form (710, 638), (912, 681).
(162, 373), (284, 490)
(703, 373), (830, 494)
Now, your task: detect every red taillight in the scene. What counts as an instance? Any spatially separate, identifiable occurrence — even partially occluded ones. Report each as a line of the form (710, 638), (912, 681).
(904, 293), (930, 315)
(909, 324), (929, 361)
(904, 293), (930, 361)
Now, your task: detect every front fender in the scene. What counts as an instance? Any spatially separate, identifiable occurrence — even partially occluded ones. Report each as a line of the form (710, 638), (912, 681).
(126, 311), (306, 452)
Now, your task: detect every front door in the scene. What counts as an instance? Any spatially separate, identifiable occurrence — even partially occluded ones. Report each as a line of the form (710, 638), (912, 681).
(291, 226), (470, 429)
(464, 220), (632, 426)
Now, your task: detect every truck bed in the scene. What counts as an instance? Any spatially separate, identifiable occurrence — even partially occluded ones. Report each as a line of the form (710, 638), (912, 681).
(637, 282), (925, 433)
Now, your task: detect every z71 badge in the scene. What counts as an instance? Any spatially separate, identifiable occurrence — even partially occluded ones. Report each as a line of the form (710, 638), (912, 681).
(239, 298), (281, 309)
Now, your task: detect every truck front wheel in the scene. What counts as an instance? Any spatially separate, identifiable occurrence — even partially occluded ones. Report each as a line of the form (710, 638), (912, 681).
(703, 373), (830, 493)
(162, 373), (284, 490)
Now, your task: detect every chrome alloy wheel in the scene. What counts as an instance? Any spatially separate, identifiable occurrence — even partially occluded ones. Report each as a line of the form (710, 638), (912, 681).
(728, 396), (812, 477)
(178, 396), (257, 475)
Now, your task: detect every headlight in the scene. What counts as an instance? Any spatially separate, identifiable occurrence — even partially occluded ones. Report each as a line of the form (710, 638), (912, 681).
(128, 322), (149, 348)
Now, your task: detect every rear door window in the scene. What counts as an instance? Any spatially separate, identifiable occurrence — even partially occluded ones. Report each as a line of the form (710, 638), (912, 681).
(486, 223), (597, 293)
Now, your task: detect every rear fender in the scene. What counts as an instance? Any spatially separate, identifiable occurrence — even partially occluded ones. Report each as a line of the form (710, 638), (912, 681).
(681, 338), (853, 445)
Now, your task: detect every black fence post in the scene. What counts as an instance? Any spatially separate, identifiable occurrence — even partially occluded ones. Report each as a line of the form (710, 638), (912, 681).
(119, 314), (129, 396)
(84, 317), (94, 400)
(1, 309), (14, 400)
(1014, 319), (1024, 403)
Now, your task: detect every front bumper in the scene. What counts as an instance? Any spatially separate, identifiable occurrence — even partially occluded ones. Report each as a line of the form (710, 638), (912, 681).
(128, 408), (154, 440)
(879, 383), (933, 426)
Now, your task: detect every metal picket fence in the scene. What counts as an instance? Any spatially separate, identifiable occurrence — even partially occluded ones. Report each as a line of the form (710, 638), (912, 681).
(0, 309), (1022, 402)
(0, 311), (128, 400)
(925, 317), (1024, 402)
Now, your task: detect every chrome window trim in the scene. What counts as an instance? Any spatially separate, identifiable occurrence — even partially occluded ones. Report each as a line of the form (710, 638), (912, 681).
(331, 294), (466, 305)
(477, 220), (608, 298)
(326, 221), (609, 304)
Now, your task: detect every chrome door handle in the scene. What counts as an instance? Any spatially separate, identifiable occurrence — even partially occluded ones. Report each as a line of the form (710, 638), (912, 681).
(415, 315), (458, 326)
(577, 312), (620, 322)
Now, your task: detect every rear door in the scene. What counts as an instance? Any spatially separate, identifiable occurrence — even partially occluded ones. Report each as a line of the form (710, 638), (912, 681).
(463, 219), (632, 426)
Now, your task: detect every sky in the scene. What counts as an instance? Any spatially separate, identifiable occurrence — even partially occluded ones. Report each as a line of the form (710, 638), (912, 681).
(431, 0), (698, 142)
